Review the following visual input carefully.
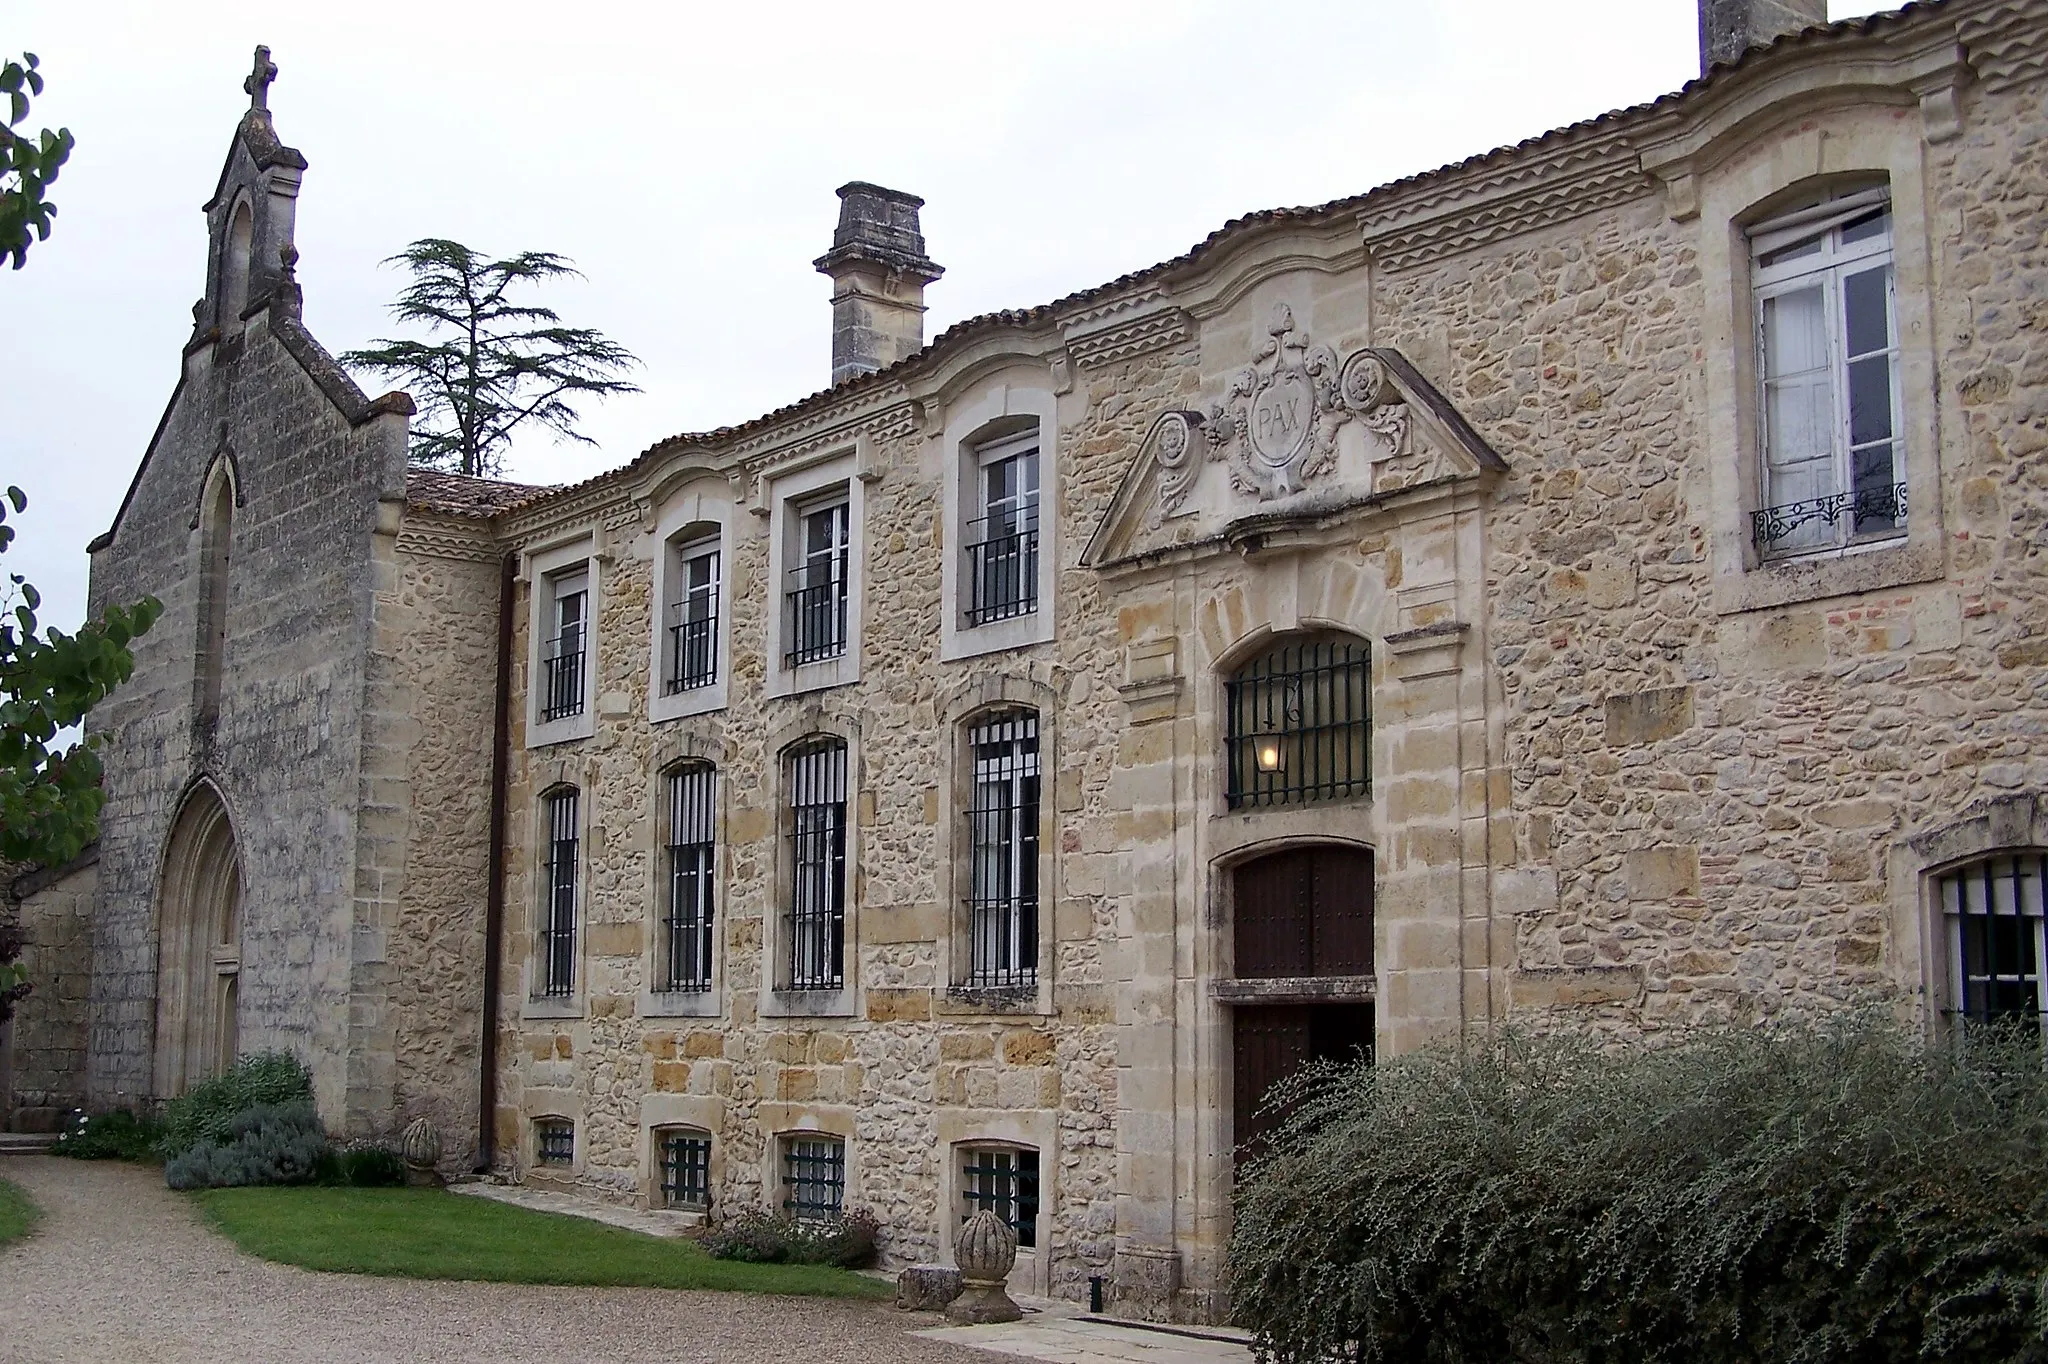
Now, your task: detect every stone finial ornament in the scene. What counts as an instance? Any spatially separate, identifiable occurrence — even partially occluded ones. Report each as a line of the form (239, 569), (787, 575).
(946, 1209), (1023, 1325)
(401, 1115), (443, 1186)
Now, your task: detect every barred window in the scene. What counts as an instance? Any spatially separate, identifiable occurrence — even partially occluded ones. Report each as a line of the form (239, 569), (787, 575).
(664, 539), (720, 694)
(1750, 183), (1905, 557)
(781, 1134), (844, 1221)
(663, 764), (716, 992)
(786, 498), (850, 666)
(966, 433), (1039, 626)
(967, 710), (1039, 988)
(961, 1144), (1039, 1249)
(541, 570), (588, 722)
(1942, 854), (2048, 1030)
(539, 788), (579, 997)
(535, 1118), (573, 1166)
(786, 739), (847, 991)
(1225, 635), (1371, 810)
(658, 1128), (712, 1210)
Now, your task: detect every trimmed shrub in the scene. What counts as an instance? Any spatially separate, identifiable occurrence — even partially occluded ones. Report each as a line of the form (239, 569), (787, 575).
(163, 1100), (331, 1191)
(1227, 1017), (2048, 1364)
(331, 1144), (407, 1188)
(160, 1051), (313, 1159)
(700, 1207), (881, 1268)
(50, 1108), (164, 1162)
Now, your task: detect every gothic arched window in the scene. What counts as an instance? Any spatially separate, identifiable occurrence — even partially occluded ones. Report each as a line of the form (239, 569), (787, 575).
(194, 470), (233, 727)
(1224, 634), (1370, 810)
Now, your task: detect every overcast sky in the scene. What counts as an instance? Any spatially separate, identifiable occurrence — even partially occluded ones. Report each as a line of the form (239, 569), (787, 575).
(3, 0), (1891, 635)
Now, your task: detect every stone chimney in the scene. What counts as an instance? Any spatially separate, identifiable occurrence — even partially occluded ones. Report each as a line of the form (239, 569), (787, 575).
(1698, 0), (1830, 74)
(814, 182), (944, 386)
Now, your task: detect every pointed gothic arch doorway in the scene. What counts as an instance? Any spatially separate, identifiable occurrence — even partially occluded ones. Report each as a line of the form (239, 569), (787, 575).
(154, 783), (242, 1098)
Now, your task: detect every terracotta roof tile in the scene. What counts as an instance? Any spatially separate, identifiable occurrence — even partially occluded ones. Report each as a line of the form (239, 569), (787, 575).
(405, 468), (554, 518)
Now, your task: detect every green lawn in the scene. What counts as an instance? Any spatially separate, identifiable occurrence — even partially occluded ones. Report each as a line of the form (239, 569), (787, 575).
(191, 1186), (887, 1298)
(0, 1177), (39, 1247)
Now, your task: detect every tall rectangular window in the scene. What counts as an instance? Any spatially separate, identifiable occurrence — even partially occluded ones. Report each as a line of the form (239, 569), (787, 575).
(781, 1134), (845, 1221)
(659, 1129), (712, 1210)
(541, 571), (588, 722)
(664, 540), (720, 694)
(786, 499), (850, 666)
(967, 710), (1039, 988)
(540, 788), (579, 997)
(1943, 854), (2048, 1030)
(786, 740), (847, 991)
(961, 1145), (1039, 1249)
(967, 435), (1040, 626)
(663, 764), (716, 993)
(1750, 185), (1905, 557)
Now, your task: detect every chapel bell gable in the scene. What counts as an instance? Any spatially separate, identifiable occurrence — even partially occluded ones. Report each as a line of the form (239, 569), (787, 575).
(196, 45), (307, 342)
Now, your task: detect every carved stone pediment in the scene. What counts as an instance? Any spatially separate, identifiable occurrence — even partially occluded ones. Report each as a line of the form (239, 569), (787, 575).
(1082, 315), (1507, 570)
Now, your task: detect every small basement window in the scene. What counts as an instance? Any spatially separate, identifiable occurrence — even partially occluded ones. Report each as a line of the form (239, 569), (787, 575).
(535, 1119), (574, 1167)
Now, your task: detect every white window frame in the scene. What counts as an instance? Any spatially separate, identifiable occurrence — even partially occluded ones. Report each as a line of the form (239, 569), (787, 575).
(648, 480), (734, 724)
(655, 1125), (715, 1212)
(764, 452), (863, 697)
(1750, 184), (1906, 560)
(957, 1142), (1041, 1250)
(965, 709), (1041, 991)
(965, 432), (1041, 629)
(525, 539), (599, 747)
(1940, 853), (2048, 1030)
(778, 1131), (847, 1222)
(940, 382), (1058, 662)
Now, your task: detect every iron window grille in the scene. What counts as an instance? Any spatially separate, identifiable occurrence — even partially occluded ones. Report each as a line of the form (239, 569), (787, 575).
(966, 442), (1040, 626)
(1942, 853), (2048, 1031)
(785, 501), (850, 666)
(664, 543), (720, 693)
(967, 710), (1040, 988)
(785, 740), (847, 991)
(961, 1145), (1039, 1249)
(1750, 185), (1906, 558)
(781, 1135), (844, 1221)
(658, 1129), (712, 1210)
(663, 764), (716, 993)
(535, 1119), (573, 1166)
(541, 578), (588, 721)
(539, 788), (579, 997)
(1225, 636), (1371, 810)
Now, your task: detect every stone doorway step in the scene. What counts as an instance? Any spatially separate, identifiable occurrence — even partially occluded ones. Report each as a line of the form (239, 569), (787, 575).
(0, 1133), (55, 1155)
(912, 1315), (1253, 1364)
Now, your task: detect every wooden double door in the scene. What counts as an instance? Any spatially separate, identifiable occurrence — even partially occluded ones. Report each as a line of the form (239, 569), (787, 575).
(1229, 845), (1375, 1155)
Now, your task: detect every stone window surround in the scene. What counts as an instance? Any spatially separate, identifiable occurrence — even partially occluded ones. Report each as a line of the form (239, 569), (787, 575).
(936, 680), (1058, 1017)
(1697, 112), (1946, 616)
(650, 1122), (716, 1218)
(218, 190), (254, 334)
(764, 451), (864, 699)
(190, 454), (238, 730)
(522, 776), (590, 1021)
(935, 1107), (1056, 1298)
(646, 476), (735, 724)
(939, 380), (1059, 663)
(640, 743), (724, 1021)
(759, 716), (861, 1019)
(638, 1091), (725, 1217)
(1893, 793), (2048, 1029)
(761, 1107), (856, 1219)
(523, 1096), (583, 1182)
(523, 535), (600, 748)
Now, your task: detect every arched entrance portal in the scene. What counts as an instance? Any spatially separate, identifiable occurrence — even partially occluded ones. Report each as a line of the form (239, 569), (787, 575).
(154, 784), (242, 1098)
(1228, 844), (1375, 1156)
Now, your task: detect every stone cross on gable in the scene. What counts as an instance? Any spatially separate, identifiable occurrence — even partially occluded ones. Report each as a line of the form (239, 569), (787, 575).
(244, 45), (277, 111)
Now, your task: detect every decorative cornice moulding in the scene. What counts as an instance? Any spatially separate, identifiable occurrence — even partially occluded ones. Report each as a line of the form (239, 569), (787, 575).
(1959, 0), (2048, 92)
(1060, 302), (1191, 371)
(395, 521), (499, 564)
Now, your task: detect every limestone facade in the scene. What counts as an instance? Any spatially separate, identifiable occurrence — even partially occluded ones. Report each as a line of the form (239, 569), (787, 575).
(18, 0), (2048, 1328)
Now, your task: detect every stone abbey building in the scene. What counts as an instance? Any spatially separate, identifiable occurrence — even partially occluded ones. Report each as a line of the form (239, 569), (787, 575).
(7, 0), (2048, 1322)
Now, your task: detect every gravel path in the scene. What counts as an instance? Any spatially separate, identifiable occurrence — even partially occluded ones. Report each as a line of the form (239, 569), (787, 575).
(0, 1156), (1006, 1364)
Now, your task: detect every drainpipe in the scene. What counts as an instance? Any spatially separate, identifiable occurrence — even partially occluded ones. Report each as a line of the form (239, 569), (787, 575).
(477, 551), (515, 1172)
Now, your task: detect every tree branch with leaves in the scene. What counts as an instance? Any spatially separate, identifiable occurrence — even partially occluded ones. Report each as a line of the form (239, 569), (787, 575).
(342, 239), (640, 478)
(1, 52), (73, 271)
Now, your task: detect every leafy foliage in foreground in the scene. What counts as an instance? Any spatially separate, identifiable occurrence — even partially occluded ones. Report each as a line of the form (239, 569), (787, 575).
(699, 1207), (881, 1269)
(0, 1175), (38, 1247)
(194, 1186), (888, 1297)
(50, 1107), (164, 1161)
(1, 52), (72, 270)
(2, 486), (162, 872)
(1228, 1018), (2048, 1364)
(159, 1052), (315, 1160)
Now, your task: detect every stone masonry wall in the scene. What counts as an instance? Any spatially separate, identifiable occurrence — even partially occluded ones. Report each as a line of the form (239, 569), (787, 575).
(4, 857), (97, 1130)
